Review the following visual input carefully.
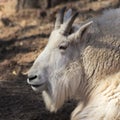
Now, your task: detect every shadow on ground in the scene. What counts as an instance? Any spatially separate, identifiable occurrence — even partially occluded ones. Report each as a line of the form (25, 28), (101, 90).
(0, 78), (76, 120)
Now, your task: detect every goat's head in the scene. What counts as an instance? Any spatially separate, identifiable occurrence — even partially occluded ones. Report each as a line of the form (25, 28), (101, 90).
(27, 8), (92, 97)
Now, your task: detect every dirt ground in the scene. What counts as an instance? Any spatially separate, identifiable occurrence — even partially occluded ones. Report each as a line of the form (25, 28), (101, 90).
(0, 0), (119, 120)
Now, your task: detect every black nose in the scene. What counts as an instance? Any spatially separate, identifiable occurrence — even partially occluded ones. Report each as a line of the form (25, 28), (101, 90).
(28, 75), (37, 81)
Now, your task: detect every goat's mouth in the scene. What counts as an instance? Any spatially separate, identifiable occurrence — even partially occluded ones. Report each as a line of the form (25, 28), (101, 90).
(31, 83), (45, 91)
(31, 83), (44, 88)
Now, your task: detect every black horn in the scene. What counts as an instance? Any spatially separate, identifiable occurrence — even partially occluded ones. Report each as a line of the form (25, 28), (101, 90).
(55, 7), (66, 29)
(60, 12), (79, 35)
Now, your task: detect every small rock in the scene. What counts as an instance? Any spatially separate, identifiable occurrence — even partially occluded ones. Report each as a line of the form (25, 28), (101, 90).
(12, 70), (17, 75)
(19, 20), (27, 28)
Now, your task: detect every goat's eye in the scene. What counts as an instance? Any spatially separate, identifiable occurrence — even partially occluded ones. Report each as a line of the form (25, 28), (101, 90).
(59, 45), (67, 50)
(59, 42), (68, 50)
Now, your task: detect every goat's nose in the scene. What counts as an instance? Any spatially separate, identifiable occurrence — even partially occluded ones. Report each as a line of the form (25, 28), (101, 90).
(28, 75), (37, 82)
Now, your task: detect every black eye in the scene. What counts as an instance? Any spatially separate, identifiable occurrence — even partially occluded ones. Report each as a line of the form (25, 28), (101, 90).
(59, 45), (67, 50)
(59, 42), (68, 50)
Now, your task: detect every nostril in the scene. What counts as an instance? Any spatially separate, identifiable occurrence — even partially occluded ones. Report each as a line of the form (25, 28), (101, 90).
(28, 75), (37, 81)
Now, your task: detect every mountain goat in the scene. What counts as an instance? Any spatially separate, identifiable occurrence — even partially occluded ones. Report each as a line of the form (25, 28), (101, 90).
(27, 7), (120, 120)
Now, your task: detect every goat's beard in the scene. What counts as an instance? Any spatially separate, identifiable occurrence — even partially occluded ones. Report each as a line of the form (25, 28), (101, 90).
(42, 61), (84, 112)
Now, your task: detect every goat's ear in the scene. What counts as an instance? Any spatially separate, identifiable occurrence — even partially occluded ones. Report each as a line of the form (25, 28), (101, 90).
(68, 21), (93, 42)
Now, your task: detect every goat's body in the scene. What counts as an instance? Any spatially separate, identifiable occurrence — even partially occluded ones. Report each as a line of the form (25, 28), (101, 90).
(71, 8), (120, 120)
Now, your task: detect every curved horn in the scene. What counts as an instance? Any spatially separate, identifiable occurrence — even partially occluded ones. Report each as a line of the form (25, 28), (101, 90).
(60, 12), (79, 35)
(63, 9), (72, 22)
(55, 7), (66, 29)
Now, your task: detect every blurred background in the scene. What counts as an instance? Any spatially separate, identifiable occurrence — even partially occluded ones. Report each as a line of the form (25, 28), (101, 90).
(0, 0), (120, 120)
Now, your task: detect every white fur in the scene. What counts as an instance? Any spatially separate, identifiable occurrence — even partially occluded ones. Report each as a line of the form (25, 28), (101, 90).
(28, 8), (120, 120)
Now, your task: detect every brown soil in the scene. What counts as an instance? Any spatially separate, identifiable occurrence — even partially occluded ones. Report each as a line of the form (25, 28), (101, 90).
(0, 0), (119, 120)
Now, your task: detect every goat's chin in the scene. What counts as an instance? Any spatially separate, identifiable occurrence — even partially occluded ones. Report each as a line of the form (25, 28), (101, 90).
(31, 84), (46, 92)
